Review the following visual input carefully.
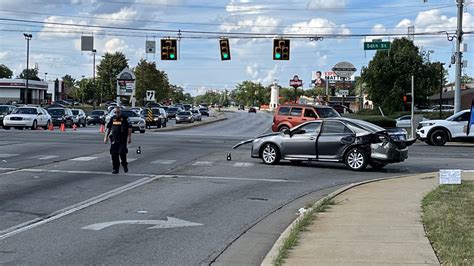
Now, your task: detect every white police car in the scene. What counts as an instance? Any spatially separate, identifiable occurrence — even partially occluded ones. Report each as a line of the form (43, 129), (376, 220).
(416, 110), (473, 146)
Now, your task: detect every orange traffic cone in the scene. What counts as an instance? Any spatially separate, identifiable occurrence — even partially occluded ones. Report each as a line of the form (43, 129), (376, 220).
(48, 123), (54, 131)
(60, 122), (66, 132)
(73, 124), (77, 131)
(99, 124), (105, 133)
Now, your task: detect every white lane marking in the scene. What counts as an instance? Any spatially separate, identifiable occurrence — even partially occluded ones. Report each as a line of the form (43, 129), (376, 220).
(30, 155), (59, 160)
(233, 162), (255, 168)
(151, 159), (176, 165)
(15, 168), (148, 177)
(171, 174), (301, 183)
(192, 161), (213, 166)
(82, 217), (202, 231)
(0, 175), (164, 241)
(69, 156), (98, 162)
(0, 154), (19, 158)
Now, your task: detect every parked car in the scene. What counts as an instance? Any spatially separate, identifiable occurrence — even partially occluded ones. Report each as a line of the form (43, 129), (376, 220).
(416, 109), (473, 146)
(86, 110), (107, 125)
(146, 108), (167, 128)
(47, 108), (74, 127)
(130, 107), (143, 115)
(199, 107), (209, 117)
(233, 118), (415, 171)
(0, 105), (16, 126)
(238, 104), (245, 110)
(71, 109), (87, 127)
(167, 107), (182, 119)
(55, 100), (71, 106)
(425, 105), (455, 113)
(271, 104), (340, 132)
(3, 106), (52, 130)
(248, 107), (257, 113)
(176, 111), (194, 124)
(119, 110), (146, 133)
(190, 109), (202, 121)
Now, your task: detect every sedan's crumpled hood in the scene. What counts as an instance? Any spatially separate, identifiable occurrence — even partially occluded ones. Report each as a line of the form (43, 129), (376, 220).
(232, 132), (282, 149)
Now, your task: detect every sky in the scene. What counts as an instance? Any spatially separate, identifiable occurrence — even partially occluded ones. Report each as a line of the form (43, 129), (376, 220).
(0, 0), (473, 96)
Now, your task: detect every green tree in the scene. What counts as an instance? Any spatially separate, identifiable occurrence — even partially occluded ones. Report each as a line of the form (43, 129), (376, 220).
(17, 68), (41, 81)
(0, 64), (13, 79)
(134, 59), (170, 104)
(62, 74), (76, 98)
(233, 81), (268, 106)
(362, 38), (446, 113)
(96, 52), (129, 102)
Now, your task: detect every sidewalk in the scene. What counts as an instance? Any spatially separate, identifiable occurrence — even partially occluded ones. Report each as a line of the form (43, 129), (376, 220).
(282, 173), (441, 265)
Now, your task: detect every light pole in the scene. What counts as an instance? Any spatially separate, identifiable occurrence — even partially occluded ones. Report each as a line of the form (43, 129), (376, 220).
(92, 49), (96, 109)
(23, 33), (32, 104)
(44, 72), (47, 81)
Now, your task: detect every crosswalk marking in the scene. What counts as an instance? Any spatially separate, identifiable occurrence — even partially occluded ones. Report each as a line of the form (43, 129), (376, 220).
(192, 161), (213, 166)
(151, 159), (176, 165)
(0, 154), (19, 158)
(29, 155), (59, 160)
(69, 156), (98, 162)
(233, 162), (255, 168)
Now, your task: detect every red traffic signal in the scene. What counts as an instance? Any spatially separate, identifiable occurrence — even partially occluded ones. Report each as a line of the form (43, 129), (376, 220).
(403, 95), (412, 103)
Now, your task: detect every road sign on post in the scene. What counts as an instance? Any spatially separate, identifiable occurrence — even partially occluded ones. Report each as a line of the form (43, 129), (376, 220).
(146, 90), (156, 102)
(364, 41), (391, 50)
(289, 75), (302, 103)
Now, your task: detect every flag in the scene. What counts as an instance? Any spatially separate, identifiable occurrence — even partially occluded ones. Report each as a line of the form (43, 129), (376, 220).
(467, 101), (474, 136)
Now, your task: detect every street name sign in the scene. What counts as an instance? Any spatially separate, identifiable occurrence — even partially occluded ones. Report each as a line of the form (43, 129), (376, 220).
(364, 41), (391, 50)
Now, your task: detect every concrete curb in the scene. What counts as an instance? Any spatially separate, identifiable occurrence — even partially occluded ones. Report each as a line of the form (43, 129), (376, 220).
(149, 115), (227, 132)
(260, 173), (429, 266)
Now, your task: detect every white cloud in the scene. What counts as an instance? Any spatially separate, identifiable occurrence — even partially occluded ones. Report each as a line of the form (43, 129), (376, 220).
(306, 0), (346, 10)
(220, 16), (281, 34)
(284, 18), (350, 35)
(93, 7), (138, 25)
(246, 62), (259, 79)
(39, 16), (91, 39)
(225, 0), (266, 15)
(103, 38), (129, 53)
(0, 52), (8, 60)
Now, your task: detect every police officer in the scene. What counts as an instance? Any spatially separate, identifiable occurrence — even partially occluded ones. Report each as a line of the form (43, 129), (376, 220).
(104, 106), (132, 174)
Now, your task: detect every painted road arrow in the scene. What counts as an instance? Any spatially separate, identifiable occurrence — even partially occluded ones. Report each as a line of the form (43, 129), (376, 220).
(81, 217), (203, 231)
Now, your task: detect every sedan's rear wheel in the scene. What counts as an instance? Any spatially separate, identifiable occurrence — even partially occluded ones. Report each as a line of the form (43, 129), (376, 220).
(344, 148), (368, 171)
(261, 143), (280, 165)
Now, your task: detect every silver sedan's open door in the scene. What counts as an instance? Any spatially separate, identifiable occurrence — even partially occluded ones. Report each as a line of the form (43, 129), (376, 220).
(232, 139), (254, 149)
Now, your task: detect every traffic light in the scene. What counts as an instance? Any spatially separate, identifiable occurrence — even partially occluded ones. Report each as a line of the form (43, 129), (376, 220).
(219, 39), (231, 61)
(403, 94), (412, 103)
(273, 39), (290, 60)
(161, 39), (177, 60)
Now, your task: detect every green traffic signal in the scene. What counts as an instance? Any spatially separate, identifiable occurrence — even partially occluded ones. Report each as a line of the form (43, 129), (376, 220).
(223, 53), (229, 59)
(275, 53), (281, 59)
(170, 54), (175, 59)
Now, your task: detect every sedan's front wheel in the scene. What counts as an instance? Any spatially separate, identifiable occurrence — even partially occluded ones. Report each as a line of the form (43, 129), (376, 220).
(344, 148), (368, 171)
(261, 143), (280, 165)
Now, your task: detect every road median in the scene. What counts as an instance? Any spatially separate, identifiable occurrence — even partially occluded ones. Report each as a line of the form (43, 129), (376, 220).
(149, 114), (227, 132)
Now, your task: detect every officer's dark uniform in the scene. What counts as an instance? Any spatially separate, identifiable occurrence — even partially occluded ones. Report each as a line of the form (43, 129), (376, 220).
(106, 115), (131, 172)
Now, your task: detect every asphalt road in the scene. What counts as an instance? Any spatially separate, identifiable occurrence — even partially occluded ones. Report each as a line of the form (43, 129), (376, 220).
(0, 110), (473, 265)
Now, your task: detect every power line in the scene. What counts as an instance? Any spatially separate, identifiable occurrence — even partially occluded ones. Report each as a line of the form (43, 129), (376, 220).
(0, 17), (462, 38)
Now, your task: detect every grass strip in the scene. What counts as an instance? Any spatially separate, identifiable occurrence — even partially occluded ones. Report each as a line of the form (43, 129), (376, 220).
(422, 181), (474, 265)
(273, 198), (335, 266)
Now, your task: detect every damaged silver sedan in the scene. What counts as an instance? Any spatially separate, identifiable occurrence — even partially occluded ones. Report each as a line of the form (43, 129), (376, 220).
(233, 118), (416, 171)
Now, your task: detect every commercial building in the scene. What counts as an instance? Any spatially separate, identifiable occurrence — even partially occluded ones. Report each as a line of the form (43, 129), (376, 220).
(0, 79), (48, 104)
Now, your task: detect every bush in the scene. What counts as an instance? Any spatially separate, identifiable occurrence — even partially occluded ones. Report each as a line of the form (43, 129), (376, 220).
(343, 114), (397, 128)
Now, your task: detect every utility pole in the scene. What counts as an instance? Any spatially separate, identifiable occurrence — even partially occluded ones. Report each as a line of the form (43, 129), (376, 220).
(23, 33), (32, 104)
(411, 75), (415, 138)
(92, 49), (96, 109)
(439, 63), (445, 119)
(454, 0), (464, 113)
